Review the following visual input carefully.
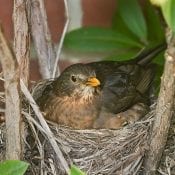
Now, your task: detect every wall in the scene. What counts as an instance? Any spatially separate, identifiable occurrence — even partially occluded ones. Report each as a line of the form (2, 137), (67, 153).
(0, 0), (116, 81)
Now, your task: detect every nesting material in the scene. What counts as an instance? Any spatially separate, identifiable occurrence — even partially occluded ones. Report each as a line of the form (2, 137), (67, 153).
(47, 118), (151, 174)
(23, 113), (152, 175)
(0, 90), (175, 174)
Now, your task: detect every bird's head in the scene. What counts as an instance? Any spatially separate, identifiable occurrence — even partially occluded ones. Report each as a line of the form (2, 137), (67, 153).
(53, 64), (101, 99)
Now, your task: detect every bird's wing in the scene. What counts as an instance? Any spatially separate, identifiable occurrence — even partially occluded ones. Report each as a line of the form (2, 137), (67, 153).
(88, 62), (155, 114)
(31, 79), (55, 109)
(101, 70), (141, 113)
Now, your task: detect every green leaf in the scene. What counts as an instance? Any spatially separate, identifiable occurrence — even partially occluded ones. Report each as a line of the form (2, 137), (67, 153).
(118, 0), (147, 42)
(161, 0), (175, 33)
(112, 11), (139, 41)
(153, 51), (165, 66)
(144, 1), (165, 42)
(64, 27), (143, 53)
(105, 48), (140, 61)
(0, 160), (29, 175)
(70, 165), (86, 175)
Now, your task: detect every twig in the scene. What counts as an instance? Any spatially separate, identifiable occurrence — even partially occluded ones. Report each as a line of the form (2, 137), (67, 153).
(143, 30), (175, 174)
(29, 0), (57, 79)
(22, 111), (45, 174)
(13, 0), (30, 159)
(22, 111), (47, 134)
(52, 0), (70, 78)
(20, 80), (70, 174)
(13, 0), (30, 86)
(48, 158), (57, 174)
(0, 26), (22, 159)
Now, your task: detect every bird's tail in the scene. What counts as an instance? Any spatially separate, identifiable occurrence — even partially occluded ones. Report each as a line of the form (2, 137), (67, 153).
(133, 43), (167, 66)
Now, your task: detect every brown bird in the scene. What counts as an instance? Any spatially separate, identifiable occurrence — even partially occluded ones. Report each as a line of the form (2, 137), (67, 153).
(32, 44), (165, 129)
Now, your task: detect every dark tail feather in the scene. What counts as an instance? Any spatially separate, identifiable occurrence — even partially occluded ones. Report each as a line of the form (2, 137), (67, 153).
(133, 43), (167, 66)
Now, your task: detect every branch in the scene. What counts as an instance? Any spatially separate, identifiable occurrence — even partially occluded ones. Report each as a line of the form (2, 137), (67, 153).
(0, 26), (22, 160)
(52, 0), (70, 78)
(20, 80), (70, 174)
(143, 30), (175, 174)
(29, 0), (58, 79)
(13, 0), (30, 86)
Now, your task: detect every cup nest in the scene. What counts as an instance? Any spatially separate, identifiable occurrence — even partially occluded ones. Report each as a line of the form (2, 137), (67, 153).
(0, 91), (174, 175)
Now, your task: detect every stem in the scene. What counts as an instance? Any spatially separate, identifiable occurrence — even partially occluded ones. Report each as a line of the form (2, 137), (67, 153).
(143, 30), (175, 174)
(52, 0), (70, 78)
(0, 26), (22, 160)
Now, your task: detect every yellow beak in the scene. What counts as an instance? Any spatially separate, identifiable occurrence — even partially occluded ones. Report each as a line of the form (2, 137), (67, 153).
(86, 77), (100, 87)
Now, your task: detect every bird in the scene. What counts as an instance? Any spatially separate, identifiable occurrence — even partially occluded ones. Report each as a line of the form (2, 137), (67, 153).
(32, 44), (166, 129)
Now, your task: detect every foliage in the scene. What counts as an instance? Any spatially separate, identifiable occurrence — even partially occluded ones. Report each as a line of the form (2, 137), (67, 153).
(117, 0), (147, 40)
(64, 27), (143, 53)
(157, 0), (175, 33)
(70, 165), (86, 175)
(0, 160), (29, 175)
(64, 0), (165, 62)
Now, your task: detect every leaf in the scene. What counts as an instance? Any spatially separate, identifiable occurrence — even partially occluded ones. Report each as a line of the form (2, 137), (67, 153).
(144, 1), (165, 42)
(152, 51), (165, 66)
(0, 160), (29, 175)
(64, 27), (143, 53)
(112, 11), (139, 41)
(70, 165), (86, 175)
(105, 48), (140, 61)
(118, 0), (147, 42)
(161, 0), (175, 33)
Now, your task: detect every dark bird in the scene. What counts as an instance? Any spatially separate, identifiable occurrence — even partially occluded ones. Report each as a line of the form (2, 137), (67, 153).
(32, 44), (166, 129)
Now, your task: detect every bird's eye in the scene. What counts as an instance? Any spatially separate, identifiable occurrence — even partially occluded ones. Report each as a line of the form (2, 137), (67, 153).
(71, 75), (77, 82)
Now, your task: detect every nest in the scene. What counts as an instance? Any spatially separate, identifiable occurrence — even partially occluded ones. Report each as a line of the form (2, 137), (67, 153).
(0, 91), (175, 175)
(46, 118), (151, 174)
